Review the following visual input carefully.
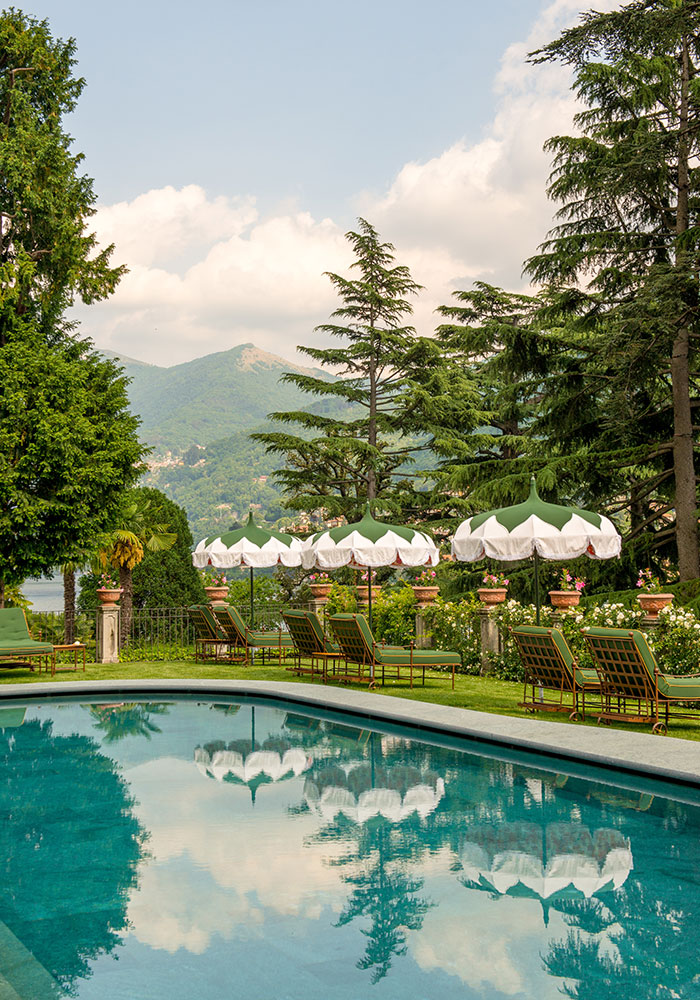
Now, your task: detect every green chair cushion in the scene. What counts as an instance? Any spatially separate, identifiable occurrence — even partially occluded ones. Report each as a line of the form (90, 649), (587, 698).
(374, 648), (461, 667)
(249, 631), (294, 647)
(0, 639), (53, 654)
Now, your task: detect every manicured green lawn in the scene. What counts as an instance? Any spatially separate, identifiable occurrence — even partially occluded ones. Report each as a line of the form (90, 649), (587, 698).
(3, 656), (700, 741)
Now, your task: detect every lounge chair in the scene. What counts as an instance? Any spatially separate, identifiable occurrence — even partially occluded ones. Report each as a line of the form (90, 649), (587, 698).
(282, 609), (342, 680)
(0, 608), (53, 672)
(583, 626), (700, 733)
(212, 604), (294, 665)
(328, 612), (461, 689)
(188, 605), (245, 664)
(511, 625), (600, 720)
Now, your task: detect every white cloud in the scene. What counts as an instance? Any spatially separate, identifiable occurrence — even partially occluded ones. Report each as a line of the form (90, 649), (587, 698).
(74, 0), (624, 365)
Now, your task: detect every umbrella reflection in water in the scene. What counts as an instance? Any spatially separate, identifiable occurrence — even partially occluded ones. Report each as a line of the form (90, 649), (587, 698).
(304, 761), (445, 825)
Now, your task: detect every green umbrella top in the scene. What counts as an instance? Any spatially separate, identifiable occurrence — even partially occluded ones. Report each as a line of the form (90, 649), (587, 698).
(192, 511), (303, 569)
(301, 504), (439, 570)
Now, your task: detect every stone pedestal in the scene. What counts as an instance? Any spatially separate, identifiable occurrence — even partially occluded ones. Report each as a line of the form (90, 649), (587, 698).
(97, 606), (120, 663)
(478, 607), (501, 675)
(309, 599), (327, 622)
(415, 611), (432, 649)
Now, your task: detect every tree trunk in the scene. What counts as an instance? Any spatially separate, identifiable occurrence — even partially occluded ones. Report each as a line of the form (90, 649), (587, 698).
(63, 568), (76, 643)
(672, 35), (700, 580)
(119, 564), (133, 647)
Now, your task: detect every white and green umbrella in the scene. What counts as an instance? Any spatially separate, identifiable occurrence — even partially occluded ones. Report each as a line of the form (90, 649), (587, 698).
(452, 478), (621, 620)
(192, 511), (303, 623)
(301, 504), (439, 627)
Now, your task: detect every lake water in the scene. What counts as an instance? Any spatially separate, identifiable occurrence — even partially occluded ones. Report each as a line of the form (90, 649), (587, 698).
(22, 576), (64, 611)
(1, 695), (699, 999)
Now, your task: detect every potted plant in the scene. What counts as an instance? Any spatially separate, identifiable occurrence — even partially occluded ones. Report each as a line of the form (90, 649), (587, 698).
(202, 569), (230, 605)
(96, 571), (123, 607)
(477, 571), (509, 606)
(411, 568), (440, 606)
(636, 567), (674, 616)
(356, 568), (380, 603)
(308, 572), (332, 600)
(548, 567), (585, 609)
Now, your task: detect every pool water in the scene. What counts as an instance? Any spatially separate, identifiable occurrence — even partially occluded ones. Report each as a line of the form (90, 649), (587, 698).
(1, 696), (699, 999)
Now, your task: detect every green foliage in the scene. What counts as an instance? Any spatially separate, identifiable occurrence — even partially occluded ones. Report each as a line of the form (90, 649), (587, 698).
(371, 585), (417, 645)
(130, 488), (204, 608)
(0, 9), (124, 340)
(255, 218), (431, 518)
(325, 583), (358, 615)
(0, 337), (145, 598)
(649, 604), (700, 676)
(224, 572), (282, 606)
(423, 595), (482, 674)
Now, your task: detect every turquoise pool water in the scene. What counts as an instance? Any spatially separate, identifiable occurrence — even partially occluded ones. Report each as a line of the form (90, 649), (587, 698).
(1, 696), (699, 999)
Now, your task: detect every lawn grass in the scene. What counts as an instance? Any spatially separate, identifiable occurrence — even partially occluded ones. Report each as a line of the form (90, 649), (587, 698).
(2, 655), (700, 742)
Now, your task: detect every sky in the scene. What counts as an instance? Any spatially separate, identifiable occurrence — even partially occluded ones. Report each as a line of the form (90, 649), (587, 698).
(26, 0), (620, 366)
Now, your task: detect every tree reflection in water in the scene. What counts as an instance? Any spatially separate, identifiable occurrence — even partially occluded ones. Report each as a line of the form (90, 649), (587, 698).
(88, 702), (170, 743)
(0, 718), (146, 995)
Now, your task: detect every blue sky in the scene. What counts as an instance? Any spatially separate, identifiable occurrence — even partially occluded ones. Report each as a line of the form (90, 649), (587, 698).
(21, 0), (616, 365)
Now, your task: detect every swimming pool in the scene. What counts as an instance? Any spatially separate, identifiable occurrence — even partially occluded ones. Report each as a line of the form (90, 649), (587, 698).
(1, 695), (699, 998)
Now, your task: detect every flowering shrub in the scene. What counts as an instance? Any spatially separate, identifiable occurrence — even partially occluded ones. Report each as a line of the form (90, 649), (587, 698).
(423, 596), (480, 673)
(201, 569), (228, 587)
(360, 568), (378, 584)
(556, 567), (586, 592)
(482, 571), (509, 587)
(308, 572), (331, 582)
(97, 570), (119, 589)
(414, 568), (438, 586)
(636, 567), (663, 592)
(648, 604), (700, 675)
(487, 600), (556, 679)
(584, 602), (645, 630)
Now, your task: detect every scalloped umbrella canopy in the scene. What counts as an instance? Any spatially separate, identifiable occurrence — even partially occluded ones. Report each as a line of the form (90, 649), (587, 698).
(301, 504), (439, 570)
(192, 511), (303, 569)
(452, 478), (621, 563)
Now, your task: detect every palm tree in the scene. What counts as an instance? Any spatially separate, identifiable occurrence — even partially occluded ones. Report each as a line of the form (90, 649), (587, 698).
(99, 491), (176, 645)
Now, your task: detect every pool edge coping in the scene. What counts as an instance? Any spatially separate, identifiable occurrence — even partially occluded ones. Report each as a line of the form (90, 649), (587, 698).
(2, 678), (700, 788)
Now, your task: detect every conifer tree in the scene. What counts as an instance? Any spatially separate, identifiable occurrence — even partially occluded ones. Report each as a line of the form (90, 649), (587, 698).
(255, 219), (429, 519)
(526, 0), (700, 580)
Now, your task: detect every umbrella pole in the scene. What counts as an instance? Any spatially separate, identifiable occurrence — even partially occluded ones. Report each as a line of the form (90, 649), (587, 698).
(534, 550), (541, 625)
(368, 576), (373, 631)
(250, 566), (254, 628)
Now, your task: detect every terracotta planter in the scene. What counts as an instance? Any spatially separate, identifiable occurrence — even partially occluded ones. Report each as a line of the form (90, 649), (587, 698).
(412, 585), (440, 607)
(637, 592), (674, 617)
(477, 587), (508, 606)
(204, 585), (229, 605)
(548, 590), (581, 610)
(96, 588), (123, 608)
(356, 585), (381, 604)
(309, 583), (332, 600)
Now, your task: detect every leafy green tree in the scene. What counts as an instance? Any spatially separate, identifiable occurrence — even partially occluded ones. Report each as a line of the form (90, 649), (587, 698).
(130, 488), (205, 609)
(0, 9), (123, 341)
(98, 488), (177, 643)
(255, 218), (430, 519)
(526, 0), (700, 580)
(0, 335), (145, 606)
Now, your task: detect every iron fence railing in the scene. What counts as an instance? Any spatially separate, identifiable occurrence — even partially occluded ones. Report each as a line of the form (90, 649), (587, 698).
(121, 602), (297, 662)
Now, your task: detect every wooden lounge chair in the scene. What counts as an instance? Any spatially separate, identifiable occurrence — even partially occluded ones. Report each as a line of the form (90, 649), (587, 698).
(0, 608), (53, 672)
(212, 604), (294, 665)
(328, 612), (461, 689)
(187, 605), (244, 664)
(583, 626), (700, 734)
(511, 625), (600, 720)
(282, 609), (341, 680)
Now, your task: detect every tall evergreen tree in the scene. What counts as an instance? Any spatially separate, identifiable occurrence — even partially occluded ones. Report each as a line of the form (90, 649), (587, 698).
(255, 219), (430, 520)
(526, 0), (700, 580)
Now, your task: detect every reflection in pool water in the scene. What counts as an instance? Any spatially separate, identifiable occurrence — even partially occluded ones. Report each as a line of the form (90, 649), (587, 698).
(0, 698), (699, 998)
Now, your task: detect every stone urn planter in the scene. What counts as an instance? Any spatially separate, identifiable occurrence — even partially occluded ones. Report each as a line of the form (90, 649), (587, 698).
(476, 587), (508, 606)
(96, 588), (123, 608)
(204, 585), (229, 605)
(309, 583), (332, 600)
(548, 590), (581, 610)
(637, 592), (674, 617)
(412, 585), (440, 608)
(356, 585), (381, 604)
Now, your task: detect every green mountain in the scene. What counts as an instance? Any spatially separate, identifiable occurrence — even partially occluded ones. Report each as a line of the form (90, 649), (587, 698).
(104, 343), (331, 450)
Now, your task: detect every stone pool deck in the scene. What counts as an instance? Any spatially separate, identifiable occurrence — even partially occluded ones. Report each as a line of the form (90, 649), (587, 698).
(2, 677), (700, 788)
